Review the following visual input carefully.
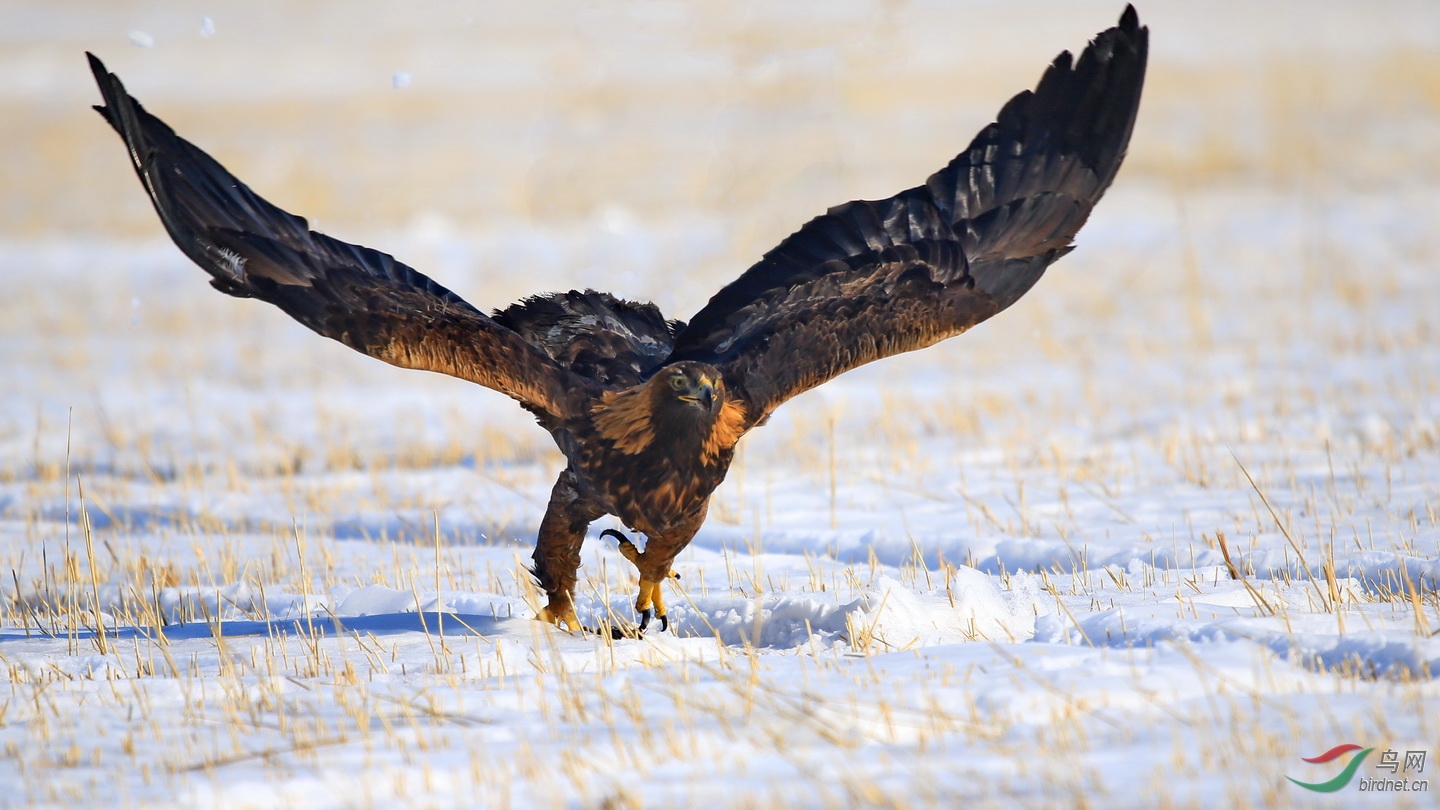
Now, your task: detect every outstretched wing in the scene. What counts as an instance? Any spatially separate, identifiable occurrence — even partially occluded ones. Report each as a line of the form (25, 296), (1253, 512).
(666, 6), (1147, 425)
(88, 53), (598, 421)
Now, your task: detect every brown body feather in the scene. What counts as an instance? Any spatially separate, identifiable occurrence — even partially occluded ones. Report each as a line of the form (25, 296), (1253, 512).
(702, 400), (749, 463)
(89, 7), (1148, 627)
(579, 363), (739, 538)
(591, 388), (657, 455)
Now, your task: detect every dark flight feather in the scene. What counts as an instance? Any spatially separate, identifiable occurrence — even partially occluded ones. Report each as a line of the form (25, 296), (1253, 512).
(668, 5), (1146, 423)
(87, 53), (600, 422)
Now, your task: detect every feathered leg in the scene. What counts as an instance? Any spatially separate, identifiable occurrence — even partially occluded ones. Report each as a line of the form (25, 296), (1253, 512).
(531, 469), (604, 630)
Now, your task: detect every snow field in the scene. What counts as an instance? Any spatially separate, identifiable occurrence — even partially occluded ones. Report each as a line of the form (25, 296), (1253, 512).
(3, 1), (1440, 807)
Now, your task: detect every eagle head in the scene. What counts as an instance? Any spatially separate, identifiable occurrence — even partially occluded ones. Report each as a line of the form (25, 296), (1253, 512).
(654, 361), (724, 417)
(590, 361), (743, 458)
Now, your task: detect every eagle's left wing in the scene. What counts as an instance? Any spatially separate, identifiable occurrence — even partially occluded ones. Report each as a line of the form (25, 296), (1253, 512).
(666, 6), (1147, 427)
(673, 239), (1032, 427)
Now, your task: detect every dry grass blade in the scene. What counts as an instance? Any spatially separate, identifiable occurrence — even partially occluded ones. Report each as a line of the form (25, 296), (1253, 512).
(1215, 531), (1276, 617)
(1230, 451), (1331, 612)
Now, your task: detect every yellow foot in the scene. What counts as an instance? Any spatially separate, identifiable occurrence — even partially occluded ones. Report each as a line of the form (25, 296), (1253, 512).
(600, 530), (681, 635)
(634, 579), (669, 633)
(537, 605), (582, 631)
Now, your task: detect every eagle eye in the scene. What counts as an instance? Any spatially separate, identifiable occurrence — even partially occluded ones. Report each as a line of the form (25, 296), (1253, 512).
(669, 375), (687, 390)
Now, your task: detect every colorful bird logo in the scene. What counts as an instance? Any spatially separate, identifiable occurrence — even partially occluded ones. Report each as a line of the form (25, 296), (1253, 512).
(1286, 744), (1374, 793)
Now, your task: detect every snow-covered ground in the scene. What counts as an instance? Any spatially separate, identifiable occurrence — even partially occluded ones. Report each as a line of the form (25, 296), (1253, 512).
(3, 1), (1439, 807)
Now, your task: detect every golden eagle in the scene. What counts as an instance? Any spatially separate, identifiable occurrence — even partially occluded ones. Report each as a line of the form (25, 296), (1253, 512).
(89, 7), (1147, 634)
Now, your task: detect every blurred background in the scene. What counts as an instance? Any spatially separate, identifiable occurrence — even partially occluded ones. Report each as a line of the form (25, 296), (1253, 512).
(8, 1), (1440, 275)
(2, 0), (1438, 511)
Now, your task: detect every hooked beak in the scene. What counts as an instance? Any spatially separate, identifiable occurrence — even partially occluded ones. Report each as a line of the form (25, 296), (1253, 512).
(681, 379), (717, 411)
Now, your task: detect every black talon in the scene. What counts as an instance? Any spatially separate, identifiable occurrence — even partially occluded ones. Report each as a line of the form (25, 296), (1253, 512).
(600, 528), (630, 546)
(582, 621), (638, 640)
(637, 607), (652, 633)
(659, 613), (669, 633)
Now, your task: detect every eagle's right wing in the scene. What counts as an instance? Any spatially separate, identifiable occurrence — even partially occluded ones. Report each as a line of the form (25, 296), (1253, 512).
(89, 53), (599, 421)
